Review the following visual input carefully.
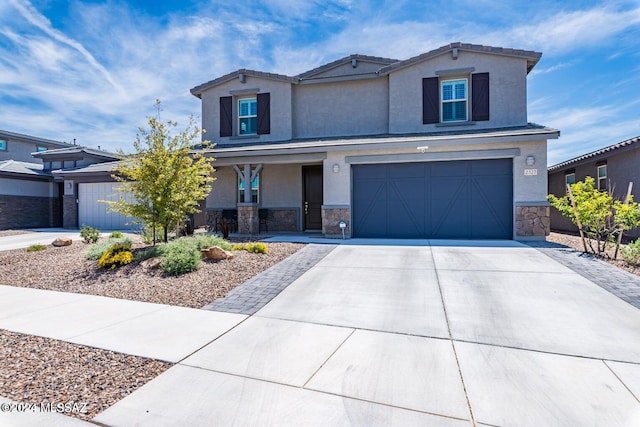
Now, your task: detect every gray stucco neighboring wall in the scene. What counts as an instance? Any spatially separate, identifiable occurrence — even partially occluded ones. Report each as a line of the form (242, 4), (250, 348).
(388, 51), (528, 133)
(0, 177), (59, 197)
(0, 140), (44, 163)
(292, 78), (389, 139)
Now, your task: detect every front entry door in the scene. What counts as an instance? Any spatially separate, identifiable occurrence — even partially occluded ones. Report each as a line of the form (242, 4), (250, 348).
(303, 165), (323, 230)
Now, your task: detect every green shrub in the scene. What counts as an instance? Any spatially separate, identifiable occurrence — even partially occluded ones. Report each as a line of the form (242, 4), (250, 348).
(109, 231), (124, 238)
(621, 240), (640, 266)
(161, 238), (201, 275)
(193, 234), (232, 251)
(134, 245), (164, 262)
(231, 242), (268, 254)
(86, 237), (132, 260)
(98, 243), (134, 269)
(27, 244), (47, 252)
(80, 225), (101, 244)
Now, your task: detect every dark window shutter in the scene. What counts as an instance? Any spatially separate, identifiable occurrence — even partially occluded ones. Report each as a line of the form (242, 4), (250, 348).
(422, 77), (439, 124)
(219, 96), (232, 137)
(471, 73), (490, 121)
(257, 93), (270, 135)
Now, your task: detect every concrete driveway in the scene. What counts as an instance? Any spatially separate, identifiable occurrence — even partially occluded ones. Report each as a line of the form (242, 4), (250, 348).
(79, 241), (640, 425)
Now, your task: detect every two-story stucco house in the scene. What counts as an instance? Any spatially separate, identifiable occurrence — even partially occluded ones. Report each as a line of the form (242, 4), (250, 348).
(191, 42), (558, 240)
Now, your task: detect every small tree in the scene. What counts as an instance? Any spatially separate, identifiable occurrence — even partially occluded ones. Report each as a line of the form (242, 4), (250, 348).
(548, 176), (640, 257)
(102, 101), (215, 243)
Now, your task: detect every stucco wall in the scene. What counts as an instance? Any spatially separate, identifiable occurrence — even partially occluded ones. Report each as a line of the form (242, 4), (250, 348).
(292, 78), (389, 139)
(388, 51), (528, 133)
(207, 166), (237, 208)
(200, 77), (293, 145)
(260, 164), (302, 208)
(0, 177), (58, 197)
(0, 139), (44, 163)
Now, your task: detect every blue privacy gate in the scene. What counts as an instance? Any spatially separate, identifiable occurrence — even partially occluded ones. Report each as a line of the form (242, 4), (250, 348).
(352, 159), (513, 239)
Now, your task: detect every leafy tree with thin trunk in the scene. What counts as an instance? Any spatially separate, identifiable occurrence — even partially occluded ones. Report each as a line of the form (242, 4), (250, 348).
(102, 101), (215, 243)
(548, 176), (640, 257)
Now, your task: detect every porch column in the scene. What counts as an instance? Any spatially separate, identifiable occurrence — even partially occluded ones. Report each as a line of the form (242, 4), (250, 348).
(233, 164), (262, 234)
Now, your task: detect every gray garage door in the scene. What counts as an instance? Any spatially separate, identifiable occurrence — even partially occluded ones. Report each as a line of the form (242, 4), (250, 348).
(78, 183), (137, 230)
(352, 159), (513, 239)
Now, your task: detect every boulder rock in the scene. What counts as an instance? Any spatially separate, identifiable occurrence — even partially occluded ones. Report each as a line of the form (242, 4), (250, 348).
(202, 246), (234, 260)
(141, 256), (162, 270)
(52, 237), (72, 247)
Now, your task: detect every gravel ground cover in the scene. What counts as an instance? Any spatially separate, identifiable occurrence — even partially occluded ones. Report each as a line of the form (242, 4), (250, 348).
(0, 230), (33, 237)
(547, 231), (640, 277)
(0, 329), (171, 421)
(0, 236), (304, 308)
(0, 234), (304, 422)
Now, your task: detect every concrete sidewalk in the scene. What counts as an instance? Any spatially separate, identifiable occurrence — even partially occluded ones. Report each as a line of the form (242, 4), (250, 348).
(2, 241), (640, 426)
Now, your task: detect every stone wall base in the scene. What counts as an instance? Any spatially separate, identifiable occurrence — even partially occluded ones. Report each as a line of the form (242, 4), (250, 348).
(0, 195), (61, 230)
(322, 207), (350, 238)
(516, 205), (550, 237)
(63, 195), (78, 229)
(237, 203), (259, 234)
(265, 209), (298, 232)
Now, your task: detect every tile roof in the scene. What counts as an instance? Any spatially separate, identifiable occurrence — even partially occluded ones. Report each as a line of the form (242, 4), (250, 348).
(52, 160), (121, 176)
(548, 136), (640, 171)
(190, 69), (299, 97)
(0, 160), (51, 178)
(31, 146), (120, 160)
(297, 54), (399, 79)
(379, 42), (542, 75)
(0, 129), (71, 148)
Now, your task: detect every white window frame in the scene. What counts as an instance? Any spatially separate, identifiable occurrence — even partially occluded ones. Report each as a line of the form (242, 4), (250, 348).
(0, 140), (6, 151)
(565, 173), (576, 194)
(238, 171), (259, 203)
(238, 98), (257, 135)
(441, 78), (468, 123)
(597, 165), (607, 191)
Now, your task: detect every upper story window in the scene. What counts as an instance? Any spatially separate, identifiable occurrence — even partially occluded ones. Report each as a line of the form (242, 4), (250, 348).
(597, 164), (607, 191)
(238, 98), (258, 135)
(441, 79), (467, 122)
(36, 146), (47, 152)
(565, 172), (576, 193)
(0, 140), (6, 151)
(220, 93), (270, 138)
(422, 72), (489, 125)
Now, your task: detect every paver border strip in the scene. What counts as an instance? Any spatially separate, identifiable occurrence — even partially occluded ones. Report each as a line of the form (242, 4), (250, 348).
(528, 241), (640, 310)
(202, 244), (337, 315)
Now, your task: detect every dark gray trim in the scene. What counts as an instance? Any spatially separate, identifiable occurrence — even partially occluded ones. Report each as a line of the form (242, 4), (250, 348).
(515, 201), (550, 206)
(345, 148), (520, 164)
(298, 73), (380, 85)
(435, 67), (475, 76)
(229, 88), (260, 95)
(229, 135), (260, 141)
(435, 121), (477, 128)
(206, 152), (327, 166)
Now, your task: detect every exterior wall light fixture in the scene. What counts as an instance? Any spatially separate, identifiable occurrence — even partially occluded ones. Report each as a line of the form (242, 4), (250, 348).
(332, 164), (340, 173)
(526, 155), (535, 166)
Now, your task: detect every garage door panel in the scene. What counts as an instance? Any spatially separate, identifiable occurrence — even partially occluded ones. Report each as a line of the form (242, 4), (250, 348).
(352, 159), (512, 239)
(78, 183), (136, 230)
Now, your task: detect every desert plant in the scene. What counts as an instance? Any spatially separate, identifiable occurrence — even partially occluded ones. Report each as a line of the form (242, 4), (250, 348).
(231, 242), (268, 254)
(160, 238), (201, 275)
(26, 244), (47, 252)
(98, 243), (134, 269)
(621, 240), (640, 266)
(134, 245), (164, 262)
(109, 231), (124, 238)
(193, 234), (232, 251)
(80, 225), (101, 244)
(548, 177), (640, 257)
(86, 237), (132, 260)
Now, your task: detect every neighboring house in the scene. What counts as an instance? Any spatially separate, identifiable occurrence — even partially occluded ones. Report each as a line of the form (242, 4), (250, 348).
(548, 135), (640, 236)
(0, 130), (74, 229)
(190, 42), (559, 239)
(0, 128), (130, 231)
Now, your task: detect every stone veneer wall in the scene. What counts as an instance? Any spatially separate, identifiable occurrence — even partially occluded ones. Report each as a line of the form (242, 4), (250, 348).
(237, 203), (259, 234)
(63, 195), (78, 228)
(515, 205), (550, 237)
(0, 195), (61, 229)
(322, 207), (350, 237)
(266, 209), (298, 232)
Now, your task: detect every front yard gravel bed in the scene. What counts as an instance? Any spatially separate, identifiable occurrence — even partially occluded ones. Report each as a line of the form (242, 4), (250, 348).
(0, 238), (305, 308)
(0, 329), (171, 421)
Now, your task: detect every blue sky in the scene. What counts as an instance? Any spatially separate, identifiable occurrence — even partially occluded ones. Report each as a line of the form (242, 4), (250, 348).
(1, 0), (639, 165)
